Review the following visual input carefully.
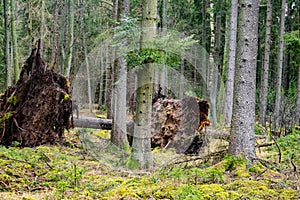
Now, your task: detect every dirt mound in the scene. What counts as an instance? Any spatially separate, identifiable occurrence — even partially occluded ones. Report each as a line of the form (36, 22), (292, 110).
(0, 40), (73, 147)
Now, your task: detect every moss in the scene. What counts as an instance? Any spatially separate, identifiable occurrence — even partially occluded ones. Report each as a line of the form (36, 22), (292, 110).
(233, 165), (250, 178)
(93, 130), (110, 139)
(0, 112), (12, 124)
(126, 155), (141, 170)
(96, 114), (106, 118)
(278, 189), (299, 199)
(7, 93), (19, 105)
(225, 179), (280, 199)
(248, 162), (265, 173)
(64, 94), (70, 101)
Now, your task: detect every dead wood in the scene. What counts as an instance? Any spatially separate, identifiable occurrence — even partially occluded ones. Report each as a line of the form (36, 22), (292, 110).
(151, 96), (211, 154)
(0, 40), (73, 147)
(74, 117), (112, 130)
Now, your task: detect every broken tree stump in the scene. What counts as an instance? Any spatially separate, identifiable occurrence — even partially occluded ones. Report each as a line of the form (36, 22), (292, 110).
(0, 40), (73, 147)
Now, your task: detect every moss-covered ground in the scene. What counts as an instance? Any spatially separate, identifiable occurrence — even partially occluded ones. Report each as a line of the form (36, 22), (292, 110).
(0, 128), (299, 200)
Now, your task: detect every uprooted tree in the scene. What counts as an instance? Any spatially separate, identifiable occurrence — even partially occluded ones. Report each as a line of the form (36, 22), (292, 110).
(151, 95), (211, 154)
(0, 40), (73, 147)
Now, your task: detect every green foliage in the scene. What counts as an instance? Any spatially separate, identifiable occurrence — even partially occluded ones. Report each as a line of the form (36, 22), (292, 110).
(224, 155), (246, 171)
(267, 129), (300, 167)
(284, 31), (300, 65)
(126, 48), (181, 69)
(254, 123), (266, 135)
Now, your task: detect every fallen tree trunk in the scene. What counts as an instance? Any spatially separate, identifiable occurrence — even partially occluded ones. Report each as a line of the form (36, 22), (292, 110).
(74, 117), (112, 130)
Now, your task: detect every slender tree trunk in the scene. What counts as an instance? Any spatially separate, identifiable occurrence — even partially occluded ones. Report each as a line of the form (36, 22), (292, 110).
(209, 1), (218, 126)
(40, 0), (45, 55)
(4, 0), (11, 87)
(259, 0), (272, 127)
(104, 46), (113, 118)
(160, 0), (168, 94)
(202, 0), (207, 91)
(296, 63), (300, 126)
(229, 0), (259, 162)
(10, 0), (19, 83)
(64, 0), (74, 77)
(223, 0), (238, 126)
(215, 0), (222, 123)
(162, 0), (168, 31)
(98, 48), (105, 108)
(130, 0), (157, 169)
(59, 0), (67, 73)
(179, 59), (184, 99)
(111, 0), (130, 149)
(79, 0), (92, 112)
(274, 0), (286, 131)
(51, 0), (59, 68)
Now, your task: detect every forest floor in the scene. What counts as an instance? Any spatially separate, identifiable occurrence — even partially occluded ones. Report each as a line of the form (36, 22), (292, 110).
(0, 127), (299, 200)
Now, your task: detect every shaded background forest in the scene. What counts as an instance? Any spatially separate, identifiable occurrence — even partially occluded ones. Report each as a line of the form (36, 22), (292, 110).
(0, 0), (299, 131)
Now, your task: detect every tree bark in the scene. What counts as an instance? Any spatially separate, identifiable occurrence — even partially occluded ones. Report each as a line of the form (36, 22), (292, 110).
(111, 0), (130, 149)
(51, 0), (59, 69)
(10, 0), (19, 83)
(223, 0), (238, 126)
(74, 117), (112, 130)
(4, 0), (11, 87)
(202, 0), (207, 92)
(274, 0), (286, 131)
(79, 0), (92, 112)
(209, 1), (218, 126)
(130, 0), (157, 169)
(229, 0), (259, 162)
(297, 63), (300, 126)
(259, 0), (272, 127)
(64, 0), (74, 77)
(179, 59), (184, 99)
(58, 0), (67, 73)
(40, 0), (45, 55)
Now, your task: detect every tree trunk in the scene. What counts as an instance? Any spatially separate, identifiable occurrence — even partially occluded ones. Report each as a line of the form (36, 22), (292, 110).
(51, 0), (59, 69)
(130, 0), (157, 169)
(79, 0), (92, 112)
(40, 0), (45, 55)
(111, 0), (130, 149)
(59, 0), (67, 73)
(10, 0), (19, 83)
(179, 59), (184, 99)
(209, 1), (218, 126)
(74, 117), (112, 130)
(105, 37), (113, 118)
(297, 63), (300, 126)
(202, 0), (207, 91)
(4, 0), (11, 87)
(229, 0), (259, 162)
(64, 0), (74, 77)
(215, 0), (222, 123)
(259, 0), (272, 127)
(223, 0), (238, 126)
(274, 0), (286, 131)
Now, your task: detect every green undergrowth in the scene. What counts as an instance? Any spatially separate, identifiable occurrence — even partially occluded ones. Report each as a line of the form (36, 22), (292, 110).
(266, 128), (300, 168)
(0, 128), (299, 199)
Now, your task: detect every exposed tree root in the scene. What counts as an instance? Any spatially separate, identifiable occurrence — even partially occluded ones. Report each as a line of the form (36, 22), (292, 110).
(0, 40), (73, 147)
